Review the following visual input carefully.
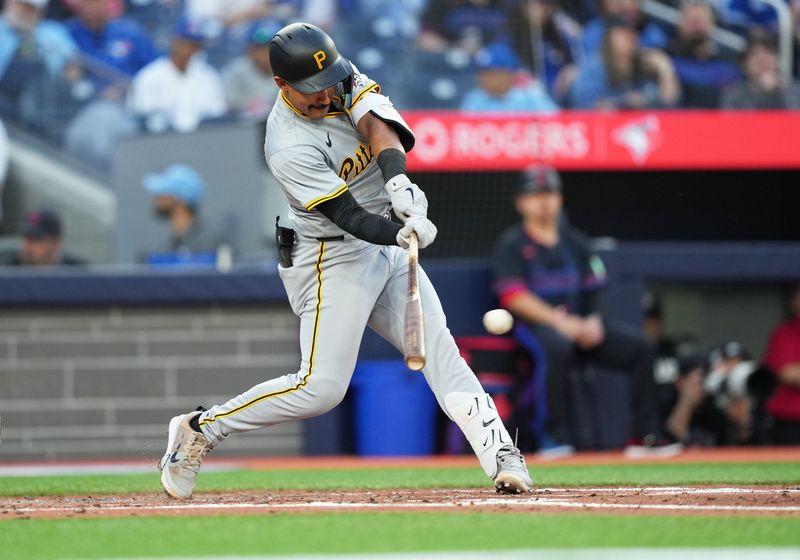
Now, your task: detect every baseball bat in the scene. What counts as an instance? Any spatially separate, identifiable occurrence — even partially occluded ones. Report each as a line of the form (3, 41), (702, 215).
(404, 232), (426, 371)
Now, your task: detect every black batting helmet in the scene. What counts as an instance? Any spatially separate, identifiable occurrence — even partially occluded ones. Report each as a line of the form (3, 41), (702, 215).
(269, 22), (353, 94)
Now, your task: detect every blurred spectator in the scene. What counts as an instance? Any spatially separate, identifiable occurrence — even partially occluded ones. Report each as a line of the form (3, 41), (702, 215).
(127, 16), (227, 133)
(43, 0), (80, 20)
(142, 164), (226, 260)
(354, 0), (426, 38)
(417, 0), (508, 54)
(0, 0), (79, 111)
(0, 117), (7, 227)
(65, 0), (160, 85)
(666, 0), (742, 108)
(716, 0), (780, 35)
(721, 31), (800, 109)
(491, 164), (682, 458)
(568, 17), (680, 109)
(295, 0), (337, 30)
(41, 0), (125, 21)
(61, 0), (158, 168)
(64, 94), (136, 170)
(221, 20), (279, 121)
(184, 0), (299, 64)
(554, 0), (599, 24)
(185, 0), (289, 29)
(661, 352), (730, 445)
(0, 208), (85, 266)
(642, 293), (729, 445)
(763, 283), (800, 444)
(703, 341), (761, 444)
(460, 42), (559, 112)
(582, 0), (668, 52)
(507, 0), (583, 95)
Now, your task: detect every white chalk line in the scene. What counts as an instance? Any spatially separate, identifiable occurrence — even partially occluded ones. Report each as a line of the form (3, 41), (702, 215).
(7, 492), (800, 515)
(538, 486), (800, 494)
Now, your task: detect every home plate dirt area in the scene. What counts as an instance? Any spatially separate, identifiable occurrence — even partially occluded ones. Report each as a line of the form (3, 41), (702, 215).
(2, 486), (799, 520)
(2, 449), (798, 520)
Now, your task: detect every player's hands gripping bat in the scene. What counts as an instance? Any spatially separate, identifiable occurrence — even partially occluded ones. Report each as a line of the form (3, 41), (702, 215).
(396, 217), (437, 249)
(404, 232), (425, 371)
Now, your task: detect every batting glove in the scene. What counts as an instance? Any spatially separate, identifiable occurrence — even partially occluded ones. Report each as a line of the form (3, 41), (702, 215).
(385, 174), (428, 223)
(397, 216), (437, 250)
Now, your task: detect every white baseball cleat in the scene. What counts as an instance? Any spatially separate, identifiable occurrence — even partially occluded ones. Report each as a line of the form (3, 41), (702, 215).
(158, 411), (214, 499)
(493, 444), (533, 494)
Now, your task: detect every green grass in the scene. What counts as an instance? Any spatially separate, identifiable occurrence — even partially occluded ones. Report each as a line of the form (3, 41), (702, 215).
(2, 461), (799, 559)
(3, 513), (800, 559)
(0, 462), (797, 497)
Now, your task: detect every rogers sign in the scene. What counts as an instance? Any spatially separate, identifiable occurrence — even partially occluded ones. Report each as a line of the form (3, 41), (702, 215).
(412, 118), (590, 166)
(402, 111), (800, 171)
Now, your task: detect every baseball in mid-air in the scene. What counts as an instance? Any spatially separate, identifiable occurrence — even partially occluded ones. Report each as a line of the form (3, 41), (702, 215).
(482, 308), (514, 335)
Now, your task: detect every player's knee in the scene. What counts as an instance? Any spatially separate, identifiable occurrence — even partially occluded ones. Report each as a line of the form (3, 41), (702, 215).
(304, 377), (348, 415)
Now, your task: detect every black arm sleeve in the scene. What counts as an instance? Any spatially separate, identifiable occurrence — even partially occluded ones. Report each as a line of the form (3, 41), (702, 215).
(316, 189), (402, 246)
(376, 148), (407, 183)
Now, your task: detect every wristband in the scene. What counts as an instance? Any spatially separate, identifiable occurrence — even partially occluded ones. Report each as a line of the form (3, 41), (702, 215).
(377, 148), (407, 183)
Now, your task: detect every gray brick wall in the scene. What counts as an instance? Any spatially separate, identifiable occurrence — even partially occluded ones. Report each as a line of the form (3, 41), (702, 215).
(0, 305), (303, 460)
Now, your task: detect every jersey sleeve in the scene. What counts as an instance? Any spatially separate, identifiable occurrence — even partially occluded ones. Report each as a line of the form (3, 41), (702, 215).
(345, 67), (415, 152)
(491, 230), (528, 308)
(268, 145), (348, 211)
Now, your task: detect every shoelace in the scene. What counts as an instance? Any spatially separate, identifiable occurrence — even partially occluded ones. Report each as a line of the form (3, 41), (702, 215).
(497, 445), (527, 469)
(182, 432), (214, 474)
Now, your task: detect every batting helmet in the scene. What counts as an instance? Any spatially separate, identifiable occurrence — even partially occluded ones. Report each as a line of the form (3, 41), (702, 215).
(269, 22), (353, 94)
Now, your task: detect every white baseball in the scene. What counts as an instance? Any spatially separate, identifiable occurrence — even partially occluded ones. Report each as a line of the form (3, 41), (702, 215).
(482, 308), (514, 335)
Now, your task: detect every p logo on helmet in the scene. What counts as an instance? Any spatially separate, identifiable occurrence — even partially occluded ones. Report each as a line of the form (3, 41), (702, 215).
(313, 50), (326, 70)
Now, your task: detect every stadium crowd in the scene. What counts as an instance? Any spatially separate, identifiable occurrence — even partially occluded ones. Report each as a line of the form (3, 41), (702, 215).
(0, 0), (798, 169)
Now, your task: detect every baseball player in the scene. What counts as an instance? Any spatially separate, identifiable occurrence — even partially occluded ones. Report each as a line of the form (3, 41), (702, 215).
(159, 22), (532, 497)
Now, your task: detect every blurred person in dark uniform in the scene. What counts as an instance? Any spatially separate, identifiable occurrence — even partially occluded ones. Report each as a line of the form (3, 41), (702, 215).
(0, 208), (85, 266)
(491, 164), (682, 458)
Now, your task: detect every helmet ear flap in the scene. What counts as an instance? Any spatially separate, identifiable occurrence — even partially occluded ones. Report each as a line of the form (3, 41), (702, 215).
(336, 72), (354, 98)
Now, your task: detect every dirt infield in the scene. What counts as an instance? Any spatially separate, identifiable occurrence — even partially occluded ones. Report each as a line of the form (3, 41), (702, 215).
(2, 486), (799, 520)
(1, 448), (798, 520)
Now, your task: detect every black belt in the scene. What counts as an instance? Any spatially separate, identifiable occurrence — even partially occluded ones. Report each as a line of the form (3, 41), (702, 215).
(315, 235), (345, 242)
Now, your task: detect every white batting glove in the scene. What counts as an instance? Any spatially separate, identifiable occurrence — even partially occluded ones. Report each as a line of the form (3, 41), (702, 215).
(397, 216), (437, 250)
(385, 174), (428, 223)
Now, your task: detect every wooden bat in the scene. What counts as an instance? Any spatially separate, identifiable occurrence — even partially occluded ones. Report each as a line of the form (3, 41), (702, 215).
(404, 232), (426, 371)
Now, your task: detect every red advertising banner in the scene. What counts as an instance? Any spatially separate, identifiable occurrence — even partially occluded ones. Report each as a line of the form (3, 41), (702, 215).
(402, 111), (800, 171)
